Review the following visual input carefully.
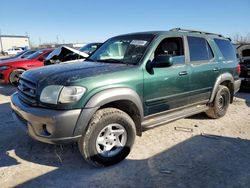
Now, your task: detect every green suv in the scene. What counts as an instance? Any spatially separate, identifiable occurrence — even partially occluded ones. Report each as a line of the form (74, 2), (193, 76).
(11, 28), (241, 166)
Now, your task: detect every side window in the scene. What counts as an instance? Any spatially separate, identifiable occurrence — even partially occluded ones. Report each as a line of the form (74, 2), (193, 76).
(22, 51), (35, 58)
(187, 36), (214, 62)
(242, 49), (250, 57)
(42, 51), (52, 58)
(154, 37), (185, 65)
(214, 39), (236, 61)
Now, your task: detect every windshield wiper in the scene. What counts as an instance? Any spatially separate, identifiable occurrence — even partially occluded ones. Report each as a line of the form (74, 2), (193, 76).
(96, 59), (128, 65)
(85, 58), (95, 62)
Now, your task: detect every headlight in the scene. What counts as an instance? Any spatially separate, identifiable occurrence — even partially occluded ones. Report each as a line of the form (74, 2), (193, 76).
(0, 66), (10, 70)
(40, 85), (86, 104)
(40, 85), (63, 104)
(59, 86), (86, 103)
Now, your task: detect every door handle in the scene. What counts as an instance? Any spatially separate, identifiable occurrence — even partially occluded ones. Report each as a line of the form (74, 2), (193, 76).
(178, 71), (188, 76)
(212, 67), (219, 72)
(179, 71), (188, 76)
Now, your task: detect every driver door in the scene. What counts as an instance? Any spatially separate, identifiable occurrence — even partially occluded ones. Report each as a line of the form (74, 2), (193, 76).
(143, 36), (191, 116)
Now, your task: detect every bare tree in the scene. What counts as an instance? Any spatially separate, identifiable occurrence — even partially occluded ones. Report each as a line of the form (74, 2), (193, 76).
(233, 33), (250, 44)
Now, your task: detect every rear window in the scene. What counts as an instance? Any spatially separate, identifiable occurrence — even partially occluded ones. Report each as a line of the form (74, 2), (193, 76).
(214, 39), (236, 61)
(42, 51), (52, 58)
(242, 49), (250, 57)
(187, 36), (214, 61)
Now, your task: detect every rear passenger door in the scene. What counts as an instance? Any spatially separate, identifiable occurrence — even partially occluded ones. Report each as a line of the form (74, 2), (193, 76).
(187, 36), (220, 104)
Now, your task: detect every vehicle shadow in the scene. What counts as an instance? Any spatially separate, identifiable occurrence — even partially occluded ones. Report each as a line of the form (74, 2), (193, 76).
(186, 112), (208, 120)
(235, 91), (250, 107)
(1, 111), (250, 188)
(0, 102), (21, 167)
(14, 135), (250, 187)
(0, 84), (17, 96)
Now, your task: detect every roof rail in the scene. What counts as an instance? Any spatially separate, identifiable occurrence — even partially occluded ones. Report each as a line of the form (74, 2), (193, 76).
(170, 28), (224, 38)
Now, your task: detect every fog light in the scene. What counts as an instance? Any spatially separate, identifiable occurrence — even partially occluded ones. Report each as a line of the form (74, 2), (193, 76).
(42, 124), (53, 136)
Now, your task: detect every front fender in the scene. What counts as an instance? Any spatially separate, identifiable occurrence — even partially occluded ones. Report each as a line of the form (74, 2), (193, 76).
(85, 88), (144, 119)
(73, 88), (144, 136)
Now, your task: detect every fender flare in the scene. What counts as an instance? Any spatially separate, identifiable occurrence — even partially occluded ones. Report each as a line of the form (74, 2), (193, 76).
(73, 88), (144, 136)
(85, 88), (144, 119)
(209, 73), (234, 103)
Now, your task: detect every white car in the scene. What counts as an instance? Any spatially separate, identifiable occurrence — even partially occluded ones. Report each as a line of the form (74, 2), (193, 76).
(3, 47), (23, 56)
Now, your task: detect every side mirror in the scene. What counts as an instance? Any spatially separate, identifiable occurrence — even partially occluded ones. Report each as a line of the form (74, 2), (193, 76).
(152, 55), (173, 68)
(146, 55), (173, 74)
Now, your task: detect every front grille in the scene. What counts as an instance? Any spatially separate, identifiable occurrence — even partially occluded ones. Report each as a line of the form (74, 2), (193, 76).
(18, 77), (38, 105)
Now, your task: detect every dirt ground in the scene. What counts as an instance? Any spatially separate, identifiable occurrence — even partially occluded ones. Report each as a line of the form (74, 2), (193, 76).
(0, 84), (250, 188)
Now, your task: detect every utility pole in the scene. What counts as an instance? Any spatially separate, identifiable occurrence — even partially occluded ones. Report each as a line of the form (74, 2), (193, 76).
(26, 32), (31, 49)
(56, 35), (59, 44)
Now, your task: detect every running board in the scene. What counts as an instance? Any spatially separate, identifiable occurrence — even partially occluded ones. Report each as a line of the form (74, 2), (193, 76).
(142, 104), (209, 130)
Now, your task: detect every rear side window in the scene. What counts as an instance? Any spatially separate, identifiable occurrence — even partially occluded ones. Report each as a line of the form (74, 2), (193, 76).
(42, 51), (52, 58)
(214, 39), (236, 61)
(242, 49), (250, 57)
(187, 36), (214, 61)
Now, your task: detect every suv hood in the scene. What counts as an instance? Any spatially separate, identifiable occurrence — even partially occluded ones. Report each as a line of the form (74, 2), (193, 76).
(22, 60), (133, 85)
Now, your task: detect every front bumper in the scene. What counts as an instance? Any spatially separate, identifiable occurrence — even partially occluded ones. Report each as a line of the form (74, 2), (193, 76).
(11, 92), (82, 144)
(234, 79), (241, 94)
(0, 70), (10, 84)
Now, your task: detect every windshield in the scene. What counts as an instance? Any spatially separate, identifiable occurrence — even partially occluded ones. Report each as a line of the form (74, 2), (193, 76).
(79, 43), (102, 55)
(88, 34), (155, 65)
(21, 50), (37, 58)
(26, 50), (44, 59)
(12, 50), (27, 58)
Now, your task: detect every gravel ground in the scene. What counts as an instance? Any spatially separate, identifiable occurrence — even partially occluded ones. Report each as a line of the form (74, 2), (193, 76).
(0, 85), (250, 188)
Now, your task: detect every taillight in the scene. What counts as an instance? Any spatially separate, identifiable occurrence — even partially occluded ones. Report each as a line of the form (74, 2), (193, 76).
(236, 64), (241, 75)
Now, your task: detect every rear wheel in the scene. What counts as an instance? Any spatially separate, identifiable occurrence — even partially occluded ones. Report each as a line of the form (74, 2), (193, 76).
(206, 85), (230, 119)
(9, 69), (25, 86)
(78, 108), (136, 167)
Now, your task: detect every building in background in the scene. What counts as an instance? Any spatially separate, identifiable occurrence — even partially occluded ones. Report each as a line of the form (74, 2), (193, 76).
(0, 35), (30, 52)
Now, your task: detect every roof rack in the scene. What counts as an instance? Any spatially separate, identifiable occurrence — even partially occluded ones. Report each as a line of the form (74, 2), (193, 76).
(170, 28), (224, 38)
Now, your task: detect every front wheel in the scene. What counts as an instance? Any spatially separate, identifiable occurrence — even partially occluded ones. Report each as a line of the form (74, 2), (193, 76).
(78, 108), (136, 167)
(9, 69), (25, 86)
(206, 85), (230, 119)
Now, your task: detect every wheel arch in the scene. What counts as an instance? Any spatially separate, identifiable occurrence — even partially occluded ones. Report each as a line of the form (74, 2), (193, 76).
(209, 73), (234, 103)
(74, 88), (144, 137)
(9, 68), (26, 85)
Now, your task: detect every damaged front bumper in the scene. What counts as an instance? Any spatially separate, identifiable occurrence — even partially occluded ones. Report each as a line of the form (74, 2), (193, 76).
(11, 92), (82, 144)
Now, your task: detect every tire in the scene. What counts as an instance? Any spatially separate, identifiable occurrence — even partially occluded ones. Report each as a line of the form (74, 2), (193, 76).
(4, 52), (8, 56)
(9, 69), (25, 86)
(78, 108), (136, 167)
(206, 85), (230, 119)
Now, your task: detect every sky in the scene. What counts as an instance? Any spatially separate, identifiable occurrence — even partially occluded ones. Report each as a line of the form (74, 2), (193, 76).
(0, 0), (249, 45)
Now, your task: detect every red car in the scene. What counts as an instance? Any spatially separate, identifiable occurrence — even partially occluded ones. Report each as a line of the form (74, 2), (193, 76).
(0, 49), (53, 85)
